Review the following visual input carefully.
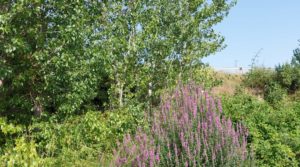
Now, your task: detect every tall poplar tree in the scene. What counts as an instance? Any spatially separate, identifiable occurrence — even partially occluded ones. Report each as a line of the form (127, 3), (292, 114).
(0, 0), (236, 119)
(0, 1), (105, 120)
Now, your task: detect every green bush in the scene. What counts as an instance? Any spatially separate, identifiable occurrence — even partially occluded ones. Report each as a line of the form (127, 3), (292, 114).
(243, 67), (275, 93)
(0, 105), (146, 166)
(183, 66), (223, 89)
(222, 93), (300, 166)
(264, 82), (287, 107)
(0, 118), (24, 151)
(34, 106), (145, 164)
(243, 49), (300, 97)
(0, 137), (41, 167)
(291, 90), (300, 101)
(275, 63), (300, 93)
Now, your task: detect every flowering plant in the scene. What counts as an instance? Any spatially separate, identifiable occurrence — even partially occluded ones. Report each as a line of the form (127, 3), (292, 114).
(109, 83), (253, 167)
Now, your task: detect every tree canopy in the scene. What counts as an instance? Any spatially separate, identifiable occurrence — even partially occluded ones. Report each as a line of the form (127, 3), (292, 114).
(0, 0), (236, 120)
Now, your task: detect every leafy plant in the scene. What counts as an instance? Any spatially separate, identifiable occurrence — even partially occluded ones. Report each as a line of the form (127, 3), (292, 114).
(0, 137), (41, 167)
(106, 84), (253, 166)
(29, 105), (145, 164)
(275, 63), (300, 93)
(243, 67), (275, 94)
(0, 0), (236, 118)
(263, 82), (287, 107)
(222, 93), (300, 166)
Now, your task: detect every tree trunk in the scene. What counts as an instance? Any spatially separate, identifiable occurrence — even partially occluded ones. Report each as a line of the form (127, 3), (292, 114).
(30, 92), (43, 117)
(118, 81), (123, 107)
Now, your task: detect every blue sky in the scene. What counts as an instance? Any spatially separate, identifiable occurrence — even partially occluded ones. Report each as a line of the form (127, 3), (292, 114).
(203, 0), (300, 68)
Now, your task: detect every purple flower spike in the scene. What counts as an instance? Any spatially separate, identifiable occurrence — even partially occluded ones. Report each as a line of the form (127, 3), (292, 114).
(110, 83), (250, 166)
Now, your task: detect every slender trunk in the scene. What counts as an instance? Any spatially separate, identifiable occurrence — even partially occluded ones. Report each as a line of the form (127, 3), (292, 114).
(30, 92), (43, 117)
(34, 102), (43, 117)
(148, 82), (152, 97)
(115, 69), (124, 108)
(118, 81), (123, 107)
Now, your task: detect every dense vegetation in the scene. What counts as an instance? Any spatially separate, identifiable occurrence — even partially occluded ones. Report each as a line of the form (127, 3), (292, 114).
(222, 93), (300, 166)
(1, 0), (300, 167)
(105, 84), (254, 166)
(234, 45), (300, 166)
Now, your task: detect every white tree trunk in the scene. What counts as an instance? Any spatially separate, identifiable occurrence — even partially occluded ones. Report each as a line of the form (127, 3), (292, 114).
(117, 80), (124, 107)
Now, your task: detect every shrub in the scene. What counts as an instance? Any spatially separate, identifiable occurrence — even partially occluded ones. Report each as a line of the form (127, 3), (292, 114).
(185, 66), (223, 89)
(275, 63), (300, 93)
(0, 105), (146, 166)
(222, 93), (300, 166)
(243, 67), (275, 94)
(105, 84), (253, 166)
(0, 103), (146, 166)
(0, 137), (41, 167)
(243, 49), (300, 96)
(291, 90), (300, 101)
(0, 117), (24, 152)
(263, 82), (287, 107)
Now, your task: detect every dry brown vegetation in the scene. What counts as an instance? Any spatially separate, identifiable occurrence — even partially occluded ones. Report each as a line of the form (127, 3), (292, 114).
(211, 72), (243, 96)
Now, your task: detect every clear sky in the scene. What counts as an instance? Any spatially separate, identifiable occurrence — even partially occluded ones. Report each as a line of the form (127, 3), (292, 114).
(203, 0), (300, 68)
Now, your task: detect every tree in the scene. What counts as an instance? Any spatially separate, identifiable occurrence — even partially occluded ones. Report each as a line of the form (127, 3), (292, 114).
(0, 0), (236, 120)
(276, 41), (300, 93)
(0, 1), (105, 120)
(292, 42), (300, 65)
(101, 0), (236, 107)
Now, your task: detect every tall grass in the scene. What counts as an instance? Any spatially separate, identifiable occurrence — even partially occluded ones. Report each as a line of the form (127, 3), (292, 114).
(106, 83), (253, 166)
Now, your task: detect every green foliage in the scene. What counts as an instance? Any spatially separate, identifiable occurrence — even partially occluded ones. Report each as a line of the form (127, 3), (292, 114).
(0, 1), (105, 118)
(0, 105), (145, 166)
(243, 46), (300, 106)
(182, 65), (223, 89)
(31, 106), (145, 165)
(0, 0), (242, 166)
(246, 43), (300, 95)
(0, 137), (41, 167)
(292, 44), (300, 65)
(243, 67), (275, 92)
(0, 118), (24, 155)
(0, 118), (23, 136)
(222, 93), (300, 166)
(275, 63), (300, 93)
(105, 84), (253, 166)
(291, 90), (300, 101)
(263, 82), (287, 107)
(0, 0), (235, 118)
